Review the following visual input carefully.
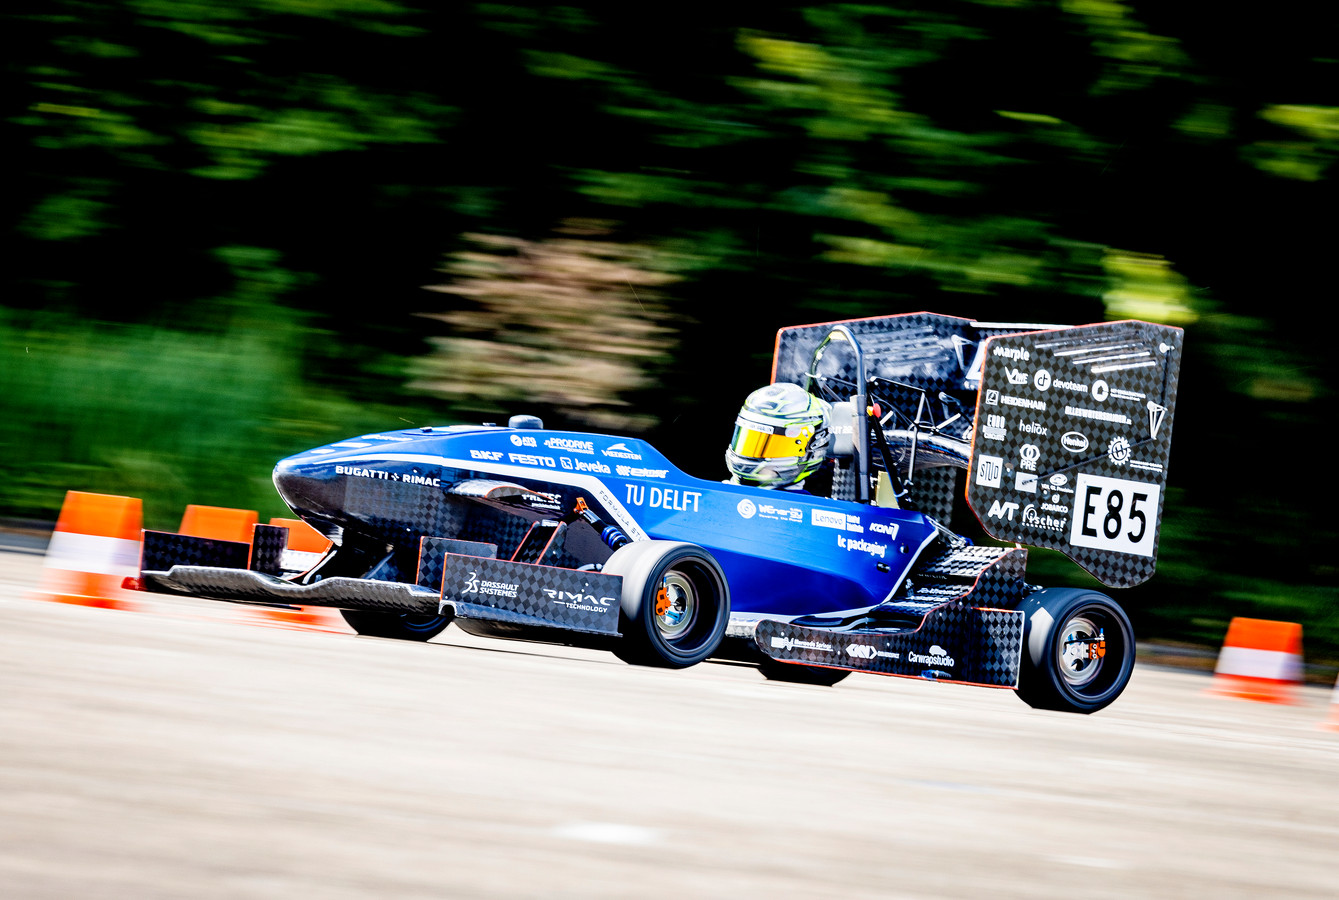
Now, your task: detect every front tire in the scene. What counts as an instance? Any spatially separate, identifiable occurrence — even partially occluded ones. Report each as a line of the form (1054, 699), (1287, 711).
(602, 541), (730, 668)
(1016, 588), (1134, 714)
(340, 609), (453, 642)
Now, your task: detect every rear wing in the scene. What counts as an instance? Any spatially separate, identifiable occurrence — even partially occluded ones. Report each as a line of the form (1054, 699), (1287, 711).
(772, 313), (1183, 588)
(965, 320), (1182, 587)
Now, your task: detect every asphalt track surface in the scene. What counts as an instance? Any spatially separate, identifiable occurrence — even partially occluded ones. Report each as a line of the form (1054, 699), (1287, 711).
(3, 547), (1337, 899)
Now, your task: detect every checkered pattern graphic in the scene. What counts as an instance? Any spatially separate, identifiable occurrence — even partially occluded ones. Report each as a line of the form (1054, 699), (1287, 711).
(417, 536), (498, 590)
(142, 530), (250, 573)
(753, 601), (1023, 687)
(966, 321), (1183, 587)
(440, 555), (623, 636)
(345, 475), (470, 549)
(249, 524), (288, 575)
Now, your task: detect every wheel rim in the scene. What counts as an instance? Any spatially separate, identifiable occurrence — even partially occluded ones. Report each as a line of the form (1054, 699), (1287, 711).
(1057, 614), (1104, 687)
(656, 571), (698, 640)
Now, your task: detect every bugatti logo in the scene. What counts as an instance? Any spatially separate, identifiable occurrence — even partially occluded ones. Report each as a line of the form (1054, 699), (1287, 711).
(736, 499), (756, 519)
(845, 643), (877, 660)
(1061, 432), (1089, 453)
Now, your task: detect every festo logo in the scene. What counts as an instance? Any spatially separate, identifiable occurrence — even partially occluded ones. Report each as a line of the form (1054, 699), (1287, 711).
(908, 644), (956, 667)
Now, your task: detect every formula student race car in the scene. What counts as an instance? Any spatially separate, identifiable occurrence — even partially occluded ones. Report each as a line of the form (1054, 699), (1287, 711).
(135, 312), (1183, 714)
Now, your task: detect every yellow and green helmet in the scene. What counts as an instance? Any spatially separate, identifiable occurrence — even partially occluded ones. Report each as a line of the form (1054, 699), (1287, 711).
(726, 382), (832, 488)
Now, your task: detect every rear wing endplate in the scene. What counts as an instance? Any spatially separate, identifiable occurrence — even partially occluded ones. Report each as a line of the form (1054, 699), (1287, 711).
(965, 320), (1183, 587)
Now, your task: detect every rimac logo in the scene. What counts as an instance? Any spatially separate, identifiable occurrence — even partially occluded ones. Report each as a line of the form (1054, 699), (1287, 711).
(603, 442), (642, 460)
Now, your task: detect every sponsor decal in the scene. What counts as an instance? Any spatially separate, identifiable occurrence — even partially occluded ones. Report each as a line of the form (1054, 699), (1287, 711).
(1018, 421), (1048, 436)
(976, 454), (1003, 489)
(508, 453), (557, 468)
(770, 635), (834, 654)
(1147, 401), (1168, 438)
(837, 535), (887, 558)
(869, 521), (899, 538)
(462, 571), (519, 599)
(470, 449), (503, 461)
(1108, 436), (1131, 466)
(1054, 379), (1088, 394)
(1048, 473), (1069, 488)
(993, 345), (1029, 361)
(811, 508), (848, 530)
(624, 485), (701, 512)
(542, 588), (616, 613)
(1019, 444), (1040, 472)
(1065, 405), (1132, 426)
(984, 389), (1000, 406)
(603, 442), (642, 460)
(844, 643), (901, 661)
(988, 499), (1020, 521)
(1005, 367), (1029, 385)
(983, 413), (1006, 442)
(615, 464), (667, 479)
(1033, 369), (1052, 391)
(364, 433), (413, 442)
(560, 458), (611, 474)
(510, 434), (538, 447)
(334, 465), (439, 486)
(736, 498), (756, 519)
(1022, 505), (1067, 532)
(757, 502), (803, 523)
(1041, 501), (1070, 513)
(845, 514), (863, 533)
(545, 437), (594, 454)
(1091, 379), (1109, 403)
(1016, 472), (1038, 493)
(1061, 431), (1090, 453)
(1111, 388), (1145, 402)
(908, 645), (956, 667)
(1001, 395), (1046, 411)
(330, 441), (371, 449)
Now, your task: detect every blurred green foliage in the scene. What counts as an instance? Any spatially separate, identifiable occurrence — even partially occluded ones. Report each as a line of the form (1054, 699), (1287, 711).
(2, 0), (1335, 662)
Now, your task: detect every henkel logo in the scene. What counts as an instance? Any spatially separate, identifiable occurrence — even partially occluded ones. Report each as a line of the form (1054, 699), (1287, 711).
(1061, 432), (1089, 453)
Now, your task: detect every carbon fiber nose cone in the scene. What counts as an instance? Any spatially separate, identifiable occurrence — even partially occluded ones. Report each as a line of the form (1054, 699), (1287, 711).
(272, 454), (347, 522)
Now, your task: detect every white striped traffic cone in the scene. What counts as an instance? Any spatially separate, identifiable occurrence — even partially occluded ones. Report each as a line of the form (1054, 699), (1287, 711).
(1209, 617), (1304, 705)
(32, 491), (143, 611)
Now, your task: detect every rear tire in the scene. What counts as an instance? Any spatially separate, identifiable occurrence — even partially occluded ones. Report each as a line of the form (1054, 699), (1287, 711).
(1015, 588), (1134, 714)
(602, 541), (729, 668)
(340, 609), (453, 642)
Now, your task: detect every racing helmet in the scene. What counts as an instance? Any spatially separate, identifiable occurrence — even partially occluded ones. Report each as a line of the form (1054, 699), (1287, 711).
(725, 382), (831, 488)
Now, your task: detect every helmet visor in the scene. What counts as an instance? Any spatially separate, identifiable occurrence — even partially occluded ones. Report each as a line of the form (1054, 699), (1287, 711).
(730, 418), (808, 459)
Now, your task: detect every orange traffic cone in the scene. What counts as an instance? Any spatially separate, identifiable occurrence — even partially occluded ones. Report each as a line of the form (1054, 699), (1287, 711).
(178, 504), (259, 543)
(32, 491), (143, 611)
(1209, 617), (1304, 705)
(1323, 676), (1339, 732)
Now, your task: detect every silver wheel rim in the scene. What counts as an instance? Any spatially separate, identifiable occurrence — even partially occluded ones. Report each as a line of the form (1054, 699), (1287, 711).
(1058, 614), (1103, 687)
(656, 571), (697, 640)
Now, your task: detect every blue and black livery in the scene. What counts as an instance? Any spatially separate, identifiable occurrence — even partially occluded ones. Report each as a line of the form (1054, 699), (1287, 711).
(139, 312), (1182, 713)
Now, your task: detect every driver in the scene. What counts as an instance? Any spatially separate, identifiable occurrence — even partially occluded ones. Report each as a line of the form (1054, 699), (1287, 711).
(725, 382), (832, 492)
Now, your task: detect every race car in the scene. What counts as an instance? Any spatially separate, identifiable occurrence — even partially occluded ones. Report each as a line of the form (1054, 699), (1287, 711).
(135, 312), (1183, 714)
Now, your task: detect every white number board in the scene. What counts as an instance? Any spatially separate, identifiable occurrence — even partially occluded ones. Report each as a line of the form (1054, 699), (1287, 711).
(1069, 474), (1160, 558)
